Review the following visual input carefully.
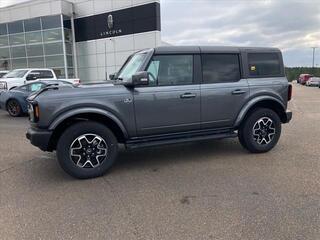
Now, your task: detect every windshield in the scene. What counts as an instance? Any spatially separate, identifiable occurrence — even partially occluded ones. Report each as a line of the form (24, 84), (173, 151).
(117, 53), (147, 80)
(4, 70), (28, 78)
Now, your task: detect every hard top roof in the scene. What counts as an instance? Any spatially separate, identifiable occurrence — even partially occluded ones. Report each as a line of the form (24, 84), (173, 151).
(153, 46), (281, 54)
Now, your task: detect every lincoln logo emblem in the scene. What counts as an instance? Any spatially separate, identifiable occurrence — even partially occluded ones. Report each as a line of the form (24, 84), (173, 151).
(107, 14), (114, 29)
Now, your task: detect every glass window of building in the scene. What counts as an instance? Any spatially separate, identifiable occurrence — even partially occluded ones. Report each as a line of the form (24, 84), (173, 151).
(65, 42), (72, 55)
(0, 36), (9, 47)
(0, 59), (10, 70)
(26, 44), (44, 57)
(41, 15), (61, 29)
(63, 15), (71, 29)
(44, 42), (63, 55)
(43, 29), (62, 42)
(68, 68), (74, 78)
(28, 57), (45, 68)
(0, 24), (7, 35)
(8, 21), (24, 34)
(12, 58), (27, 68)
(53, 68), (65, 78)
(64, 29), (72, 42)
(0, 47), (10, 59)
(9, 33), (25, 45)
(24, 17), (41, 32)
(67, 56), (73, 68)
(11, 46), (26, 58)
(45, 55), (64, 68)
(25, 31), (42, 44)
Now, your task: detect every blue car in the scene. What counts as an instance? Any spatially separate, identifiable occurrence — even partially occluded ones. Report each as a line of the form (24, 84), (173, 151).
(0, 80), (73, 117)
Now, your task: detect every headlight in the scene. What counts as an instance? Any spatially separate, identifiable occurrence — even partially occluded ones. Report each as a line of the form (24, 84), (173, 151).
(28, 102), (40, 122)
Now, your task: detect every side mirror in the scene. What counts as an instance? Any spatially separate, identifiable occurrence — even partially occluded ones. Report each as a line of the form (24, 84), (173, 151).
(131, 71), (149, 86)
(109, 72), (117, 80)
(26, 74), (38, 81)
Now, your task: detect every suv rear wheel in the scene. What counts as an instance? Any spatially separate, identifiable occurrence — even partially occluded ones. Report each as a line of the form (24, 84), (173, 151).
(238, 108), (281, 153)
(56, 121), (118, 179)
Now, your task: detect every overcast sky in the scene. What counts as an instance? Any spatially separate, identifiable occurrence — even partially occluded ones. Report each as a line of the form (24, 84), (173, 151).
(1, 0), (319, 67)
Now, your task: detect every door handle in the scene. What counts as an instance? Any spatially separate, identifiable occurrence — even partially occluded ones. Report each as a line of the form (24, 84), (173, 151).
(180, 93), (196, 99)
(232, 89), (246, 95)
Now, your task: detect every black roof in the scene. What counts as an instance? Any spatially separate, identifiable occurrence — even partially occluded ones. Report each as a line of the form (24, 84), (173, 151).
(154, 46), (281, 54)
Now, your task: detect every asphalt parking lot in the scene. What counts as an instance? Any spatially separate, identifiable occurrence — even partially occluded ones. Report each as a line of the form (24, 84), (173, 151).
(0, 83), (319, 240)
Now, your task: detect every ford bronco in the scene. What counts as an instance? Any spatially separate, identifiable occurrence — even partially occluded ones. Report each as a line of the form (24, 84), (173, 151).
(26, 46), (292, 179)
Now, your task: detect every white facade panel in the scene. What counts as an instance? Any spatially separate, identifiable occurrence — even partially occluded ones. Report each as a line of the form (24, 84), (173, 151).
(29, 2), (52, 17)
(134, 32), (156, 50)
(10, 7), (30, 21)
(93, 0), (112, 14)
(73, 0), (94, 17)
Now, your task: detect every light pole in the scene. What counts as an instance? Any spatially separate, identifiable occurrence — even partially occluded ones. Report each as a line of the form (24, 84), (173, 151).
(311, 47), (317, 68)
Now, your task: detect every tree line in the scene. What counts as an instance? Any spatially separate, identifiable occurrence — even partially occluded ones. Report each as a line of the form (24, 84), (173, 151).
(285, 67), (320, 82)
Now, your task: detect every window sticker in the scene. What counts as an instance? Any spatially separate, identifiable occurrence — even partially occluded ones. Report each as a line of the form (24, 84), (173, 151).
(250, 65), (256, 71)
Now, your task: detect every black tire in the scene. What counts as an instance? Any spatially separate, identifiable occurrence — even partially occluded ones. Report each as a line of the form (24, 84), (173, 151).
(6, 99), (22, 117)
(238, 108), (281, 153)
(56, 121), (118, 179)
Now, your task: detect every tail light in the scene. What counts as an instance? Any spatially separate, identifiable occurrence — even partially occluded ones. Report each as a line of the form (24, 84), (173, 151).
(73, 79), (81, 85)
(288, 84), (292, 101)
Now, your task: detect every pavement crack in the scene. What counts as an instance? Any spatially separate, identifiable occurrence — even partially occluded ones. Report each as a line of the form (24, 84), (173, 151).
(0, 157), (42, 175)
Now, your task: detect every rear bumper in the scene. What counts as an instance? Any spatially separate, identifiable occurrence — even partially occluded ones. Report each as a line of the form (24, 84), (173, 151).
(284, 111), (292, 123)
(26, 127), (53, 151)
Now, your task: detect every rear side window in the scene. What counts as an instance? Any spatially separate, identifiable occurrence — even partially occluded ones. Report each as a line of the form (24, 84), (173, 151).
(248, 53), (281, 77)
(39, 70), (54, 78)
(31, 70), (54, 79)
(201, 54), (241, 84)
(146, 55), (193, 86)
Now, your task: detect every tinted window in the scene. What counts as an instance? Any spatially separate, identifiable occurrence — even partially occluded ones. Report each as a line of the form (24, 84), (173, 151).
(0, 24), (7, 35)
(39, 70), (54, 78)
(41, 15), (61, 29)
(147, 55), (193, 86)
(202, 54), (240, 84)
(24, 18), (41, 32)
(248, 53), (281, 77)
(26, 44), (44, 57)
(9, 33), (25, 45)
(11, 46), (26, 58)
(0, 47), (10, 59)
(25, 31), (42, 44)
(8, 21), (24, 34)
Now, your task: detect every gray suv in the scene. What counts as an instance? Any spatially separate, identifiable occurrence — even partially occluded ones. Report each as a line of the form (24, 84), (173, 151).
(26, 46), (292, 179)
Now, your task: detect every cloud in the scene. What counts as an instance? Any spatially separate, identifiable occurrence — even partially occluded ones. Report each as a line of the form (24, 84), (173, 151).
(161, 0), (320, 67)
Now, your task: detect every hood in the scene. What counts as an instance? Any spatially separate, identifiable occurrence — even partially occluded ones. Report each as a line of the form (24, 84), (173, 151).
(28, 82), (127, 102)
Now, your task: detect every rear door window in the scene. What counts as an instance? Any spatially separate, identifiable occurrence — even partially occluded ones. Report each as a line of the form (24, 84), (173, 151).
(201, 54), (241, 83)
(248, 53), (281, 77)
(38, 70), (54, 78)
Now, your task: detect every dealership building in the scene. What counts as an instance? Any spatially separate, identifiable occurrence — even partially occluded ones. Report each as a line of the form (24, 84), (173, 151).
(0, 0), (162, 82)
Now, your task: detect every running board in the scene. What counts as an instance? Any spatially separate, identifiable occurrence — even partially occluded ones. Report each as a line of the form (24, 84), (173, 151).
(125, 131), (237, 149)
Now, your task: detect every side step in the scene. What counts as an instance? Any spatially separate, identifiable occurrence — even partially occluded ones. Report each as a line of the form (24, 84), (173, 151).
(125, 131), (238, 150)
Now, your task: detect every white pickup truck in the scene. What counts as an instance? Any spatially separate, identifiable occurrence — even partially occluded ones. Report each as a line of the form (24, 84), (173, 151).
(0, 68), (80, 91)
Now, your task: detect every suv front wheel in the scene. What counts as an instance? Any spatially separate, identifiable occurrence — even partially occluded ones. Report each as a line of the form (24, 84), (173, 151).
(238, 108), (281, 153)
(56, 121), (118, 179)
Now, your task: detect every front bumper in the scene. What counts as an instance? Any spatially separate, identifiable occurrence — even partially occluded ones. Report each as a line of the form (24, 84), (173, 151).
(26, 127), (53, 151)
(284, 111), (292, 123)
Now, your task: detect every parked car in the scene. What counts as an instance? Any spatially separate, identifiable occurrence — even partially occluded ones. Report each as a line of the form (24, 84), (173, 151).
(0, 80), (73, 117)
(306, 77), (320, 87)
(298, 74), (313, 85)
(0, 68), (80, 92)
(0, 70), (9, 78)
(26, 46), (292, 179)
